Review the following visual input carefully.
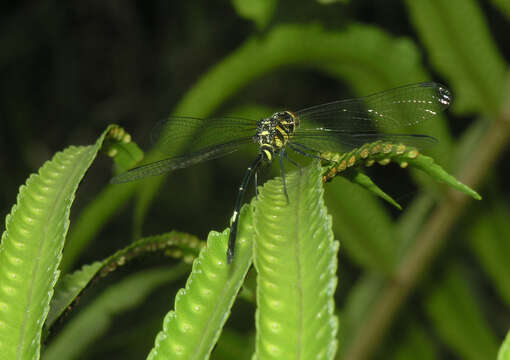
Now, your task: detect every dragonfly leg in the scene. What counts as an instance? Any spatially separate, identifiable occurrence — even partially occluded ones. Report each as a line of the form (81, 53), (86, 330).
(254, 170), (259, 199)
(284, 148), (303, 176)
(228, 154), (263, 264)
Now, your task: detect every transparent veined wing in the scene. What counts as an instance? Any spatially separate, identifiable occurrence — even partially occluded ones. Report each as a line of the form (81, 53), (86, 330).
(295, 82), (451, 131)
(291, 82), (451, 153)
(111, 115), (258, 184)
(111, 136), (254, 183)
(290, 131), (437, 155)
(152, 116), (258, 156)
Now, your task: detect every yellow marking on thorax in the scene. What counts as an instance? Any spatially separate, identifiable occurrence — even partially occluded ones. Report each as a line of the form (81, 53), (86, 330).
(262, 148), (273, 161)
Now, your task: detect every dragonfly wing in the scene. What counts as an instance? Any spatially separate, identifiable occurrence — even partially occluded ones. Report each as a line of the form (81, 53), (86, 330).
(152, 116), (257, 156)
(291, 129), (437, 154)
(111, 137), (254, 184)
(295, 82), (452, 132)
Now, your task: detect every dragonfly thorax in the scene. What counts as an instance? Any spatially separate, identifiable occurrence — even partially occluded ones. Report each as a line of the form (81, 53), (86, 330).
(253, 111), (299, 162)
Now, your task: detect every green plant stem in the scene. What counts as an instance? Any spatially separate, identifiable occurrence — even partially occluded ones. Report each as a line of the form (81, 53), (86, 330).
(343, 77), (510, 360)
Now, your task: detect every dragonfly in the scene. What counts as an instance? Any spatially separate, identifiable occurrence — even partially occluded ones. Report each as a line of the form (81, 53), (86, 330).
(111, 82), (452, 263)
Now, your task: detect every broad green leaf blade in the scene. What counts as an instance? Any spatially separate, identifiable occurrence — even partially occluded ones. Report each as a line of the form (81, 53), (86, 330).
(42, 265), (190, 360)
(253, 162), (339, 360)
(425, 264), (499, 360)
(0, 125), (117, 360)
(468, 201), (510, 306)
(406, 0), (507, 114)
(147, 206), (254, 360)
(499, 330), (510, 360)
(47, 232), (203, 330)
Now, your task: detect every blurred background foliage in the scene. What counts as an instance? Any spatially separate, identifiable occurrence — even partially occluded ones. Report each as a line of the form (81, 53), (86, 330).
(1, 0), (509, 359)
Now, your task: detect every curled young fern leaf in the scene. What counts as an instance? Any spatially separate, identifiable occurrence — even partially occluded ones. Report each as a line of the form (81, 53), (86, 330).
(103, 125), (144, 173)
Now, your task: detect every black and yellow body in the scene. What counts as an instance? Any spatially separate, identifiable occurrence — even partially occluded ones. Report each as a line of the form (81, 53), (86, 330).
(254, 111), (299, 162)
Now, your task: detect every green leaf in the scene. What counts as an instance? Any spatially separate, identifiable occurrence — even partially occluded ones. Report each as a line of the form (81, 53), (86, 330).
(47, 232), (203, 330)
(499, 330), (510, 360)
(406, 0), (507, 114)
(468, 201), (510, 306)
(42, 265), (190, 360)
(0, 125), (118, 359)
(231, 0), (278, 29)
(147, 206), (254, 359)
(424, 264), (499, 360)
(253, 162), (339, 359)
